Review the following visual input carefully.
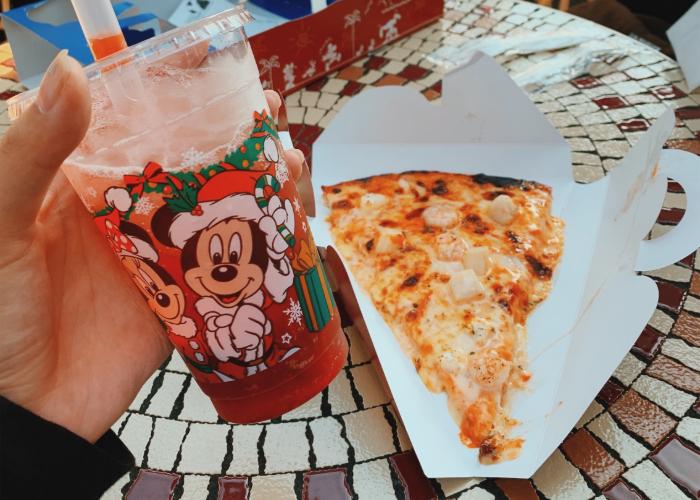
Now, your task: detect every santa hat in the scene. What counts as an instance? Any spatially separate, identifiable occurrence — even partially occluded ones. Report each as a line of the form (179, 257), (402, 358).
(101, 187), (159, 262)
(168, 171), (266, 249)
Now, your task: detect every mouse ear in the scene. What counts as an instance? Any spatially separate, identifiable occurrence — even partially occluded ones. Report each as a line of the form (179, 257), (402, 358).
(152, 205), (177, 247)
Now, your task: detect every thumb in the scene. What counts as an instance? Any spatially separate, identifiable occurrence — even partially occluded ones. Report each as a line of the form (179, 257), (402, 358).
(0, 51), (91, 238)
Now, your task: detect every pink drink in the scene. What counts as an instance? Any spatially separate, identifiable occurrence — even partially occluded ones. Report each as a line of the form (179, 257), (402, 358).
(8, 8), (347, 423)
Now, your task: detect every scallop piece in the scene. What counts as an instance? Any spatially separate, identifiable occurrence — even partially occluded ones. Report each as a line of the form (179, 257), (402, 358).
(468, 349), (511, 389)
(437, 232), (469, 261)
(360, 192), (389, 208)
(423, 203), (460, 229)
(463, 247), (492, 276)
(488, 195), (518, 225)
(449, 269), (485, 302)
(375, 227), (404, 253)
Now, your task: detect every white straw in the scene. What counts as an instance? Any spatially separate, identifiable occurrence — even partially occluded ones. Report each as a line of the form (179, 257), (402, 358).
(70, 0), (122, 40)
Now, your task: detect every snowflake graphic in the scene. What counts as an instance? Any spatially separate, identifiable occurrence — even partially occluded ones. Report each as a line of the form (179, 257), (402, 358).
(134, 196), (156, 216)
(283, 299), (304, 327)
(281, 332), (292, 344)
(86, 186), (97, 199)
(276, 162), (290, 185)
(181, 147), (211, 168)
(293, 197), (302, 215)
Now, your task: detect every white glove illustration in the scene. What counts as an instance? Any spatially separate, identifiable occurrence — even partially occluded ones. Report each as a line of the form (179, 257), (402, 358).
(204, 305), (271, 362)
(259, 195), (296, 257)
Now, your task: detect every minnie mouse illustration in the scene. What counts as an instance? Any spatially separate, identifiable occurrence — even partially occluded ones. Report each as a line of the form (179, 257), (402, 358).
(153, 170), (296, 376)
(96, 188), (231, 383)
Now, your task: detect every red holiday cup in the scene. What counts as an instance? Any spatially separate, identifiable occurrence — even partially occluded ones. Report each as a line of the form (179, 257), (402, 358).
(8, 7), (347, 423)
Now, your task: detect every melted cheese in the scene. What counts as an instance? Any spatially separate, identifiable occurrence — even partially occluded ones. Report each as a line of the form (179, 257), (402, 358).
(323, 171), (564, 464)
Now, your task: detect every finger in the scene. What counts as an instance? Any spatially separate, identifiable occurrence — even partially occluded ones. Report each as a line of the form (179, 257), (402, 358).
(264, 90), (282, 122)
(0, 51), (90, 238)
(284, 148), (305, 181)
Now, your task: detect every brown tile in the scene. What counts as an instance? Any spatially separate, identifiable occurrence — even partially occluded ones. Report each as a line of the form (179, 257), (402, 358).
(593, 95), (628, 109)
(303, 468), (352, 500)
(631, 325), (664, 359)
(617, 118), (650, 132)
(422, 88), (440, 101)
(680, 253), (695, 268)
(691, 272), (700, 296)
(495, 478), (539, 500)
(666, 138), (700, 156)
(306, 76), (329, 92)
(675, 106), (700, 120)
(603, 479), (644, 500)
(610, 390), (676, 447)
(399, 64), (430, 81)
(561, 429), (625, 489)
(125, 470), (180, 500)
(389, 451), (438, 500)
(217, 476), (248, 500)
(375, 74), (408, 87)
(572, 76), (602, 89)
(0, 90), (19, 101)
(656, 281), (686, 312)
(650, 85), (686, 100)
(651, 436), (700, 497)
(597, 379), (626, 406)
(656, 208), (685, 225)
(337, 65), (365, 81)
(673, 311), (700, 347)
(646, 355), (700, 393)
(341, 80), (364, 97)
(366, 56), (389, 70)
(667, 181), (685, 193)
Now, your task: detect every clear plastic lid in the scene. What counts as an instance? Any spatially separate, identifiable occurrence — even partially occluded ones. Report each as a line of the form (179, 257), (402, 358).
(8, 6), (252, 120)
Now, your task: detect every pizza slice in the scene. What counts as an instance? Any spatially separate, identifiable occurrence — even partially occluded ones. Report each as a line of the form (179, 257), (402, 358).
(322, 171), (564, 463)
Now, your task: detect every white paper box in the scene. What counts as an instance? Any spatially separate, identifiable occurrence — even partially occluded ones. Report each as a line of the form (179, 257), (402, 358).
(309, 53), (700, 478)
(667, 0), (700, 93)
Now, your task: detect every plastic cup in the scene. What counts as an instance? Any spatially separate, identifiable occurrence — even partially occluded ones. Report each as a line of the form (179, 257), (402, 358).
(8, 7), (348, 423)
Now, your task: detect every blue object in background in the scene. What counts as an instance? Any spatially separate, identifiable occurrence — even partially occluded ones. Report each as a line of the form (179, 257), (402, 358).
(248, 0), (335, 20)
(2, 0), (158, 65)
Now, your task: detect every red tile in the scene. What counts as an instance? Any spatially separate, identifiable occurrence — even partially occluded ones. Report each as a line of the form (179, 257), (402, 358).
(125, 470), (180, 500)
(610, 390), (676, 446)
(399, 64), (430, 81)
(667, 181), (685, 193)
(305, 76), (329, 92)
(673, 312), (700, 347)
(337, 65), (365, 81)
(650, 85), (686, 100)
(572, 76), (602, 89)
(646, 355), (700, 393)
(656, 281), (685, 313)
(495, 479), (539, 500)
(631, 325), (664, 360)
(389, 451), (437, 500)
(597, 379), (626, 405)
(618, 118), (650, 132)
(561, 429), (625, 489)
(651, 436), (700, 497)
(366, 56), (389, 70)
(656, 208), (685, 225)
(594, 95), (629, 110)
(604, 479), (644, 500)
(341, 80), (364, 96)
(217, 477), (248, 500)
(375, 74), (408, 87)
(666, 139), (700, 156)
(680, 253), (695, 269)
(303, 468), (352, 500)
(675, 107), (700, 120)
(430, 81), (442, 94)
(0, 90), (19, 101)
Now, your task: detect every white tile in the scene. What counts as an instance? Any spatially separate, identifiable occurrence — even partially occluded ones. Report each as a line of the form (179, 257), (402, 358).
(606, 107), (640, 122)
(645, 264), (692, 283)
(179, 474), (210, 500)
(287, 106), (304, 124)
(588, 413), (648, 466)
(624, 460), (688, 500)
(145, 372), (187, 417)
(264, 421), (310, 473)
(546, 111), (578, 127)
(284, 91), (300, 106)
(684, 295), (700, 313)
(613, 353), (645, 386)
(676, 417), (700, 448)
(547, 82), (578, 97)
(579, 111), (611, 126)
(343, 407), (396, 461)
(572, 152), (602, 166)
(661, 338), (700, 371)
(386, 405), (412, 451)
(560, 126), (587, 137)
(227, 425), (263, 475)
(596, 140), (628, 158)
(664, 192), (688, 210)
(633, 375), (696, 417)
(178, 382), (219, 423)
(347, 326), (372, 365)
(382, 60), (408, 74)
(351, 364), (389, 408)
(317, 92), (338, 110)
(120, 413), (153, 464)
(282, 391), (323, 420)
(310, 417), (349, 467)
(352, 460), (396, 500)
(358, 70), (383, 85)
(322, 78), (347, 94)
(575, 401), (604, 429)
(304, 108), (325, 126)
(649, 309), (674, 334)
(567, 102), (599, 117)
(532, 450), (594, 500)
(537, 100), (564, 113)
(148, 418), (188, 470)
(129, 371), (159, 411)
(112, 412), (128, 435)
(458, 487), (495, 500)
(328, 370), (358, 414)
(585, 123), (624, 140)
(166, 353), (190, 373)
(650, 224), (673, 239)
(626, 66), (655, 79)
(637, 103), (670, 120)
(318, 109), (338, 129)
(610, 80), (646, 96)
(385, 46), (411, 61)
(438, 478), (484, 497)
(574, 165), (605, 183)
(300, 91), (320, 107)
(250, 473), (296, 500)
(177, 423), (229, 474)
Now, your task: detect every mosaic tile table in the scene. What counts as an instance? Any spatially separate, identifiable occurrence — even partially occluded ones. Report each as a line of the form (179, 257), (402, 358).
(1, 0), (699, 498)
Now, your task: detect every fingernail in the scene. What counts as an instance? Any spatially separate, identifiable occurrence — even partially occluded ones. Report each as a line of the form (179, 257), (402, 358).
(273, 89), (289, 131)
(36, 50), (70, 114)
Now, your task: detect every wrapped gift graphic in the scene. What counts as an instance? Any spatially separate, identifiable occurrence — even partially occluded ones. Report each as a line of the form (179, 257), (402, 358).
(292, 241), (335, 332)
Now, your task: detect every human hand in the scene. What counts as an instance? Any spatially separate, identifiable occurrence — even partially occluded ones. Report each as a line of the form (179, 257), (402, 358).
(0, 52), (304, 443)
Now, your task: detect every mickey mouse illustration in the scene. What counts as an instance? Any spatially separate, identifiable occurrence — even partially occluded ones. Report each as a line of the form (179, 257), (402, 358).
(153, 170), (296, 376)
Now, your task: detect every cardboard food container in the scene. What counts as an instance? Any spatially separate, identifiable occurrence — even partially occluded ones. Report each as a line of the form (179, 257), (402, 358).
(308, 53), (700, 478)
